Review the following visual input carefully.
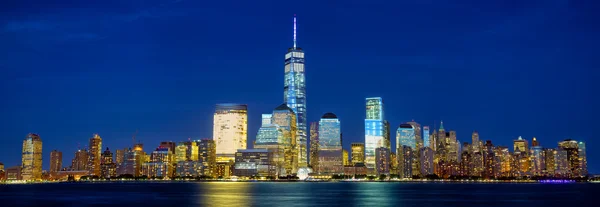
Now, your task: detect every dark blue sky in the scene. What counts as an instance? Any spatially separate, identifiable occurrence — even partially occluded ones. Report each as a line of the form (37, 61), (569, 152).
(1, 0), (598, 173)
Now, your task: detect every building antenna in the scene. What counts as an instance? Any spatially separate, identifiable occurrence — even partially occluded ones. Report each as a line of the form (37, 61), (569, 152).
(293, 14), (297, 48)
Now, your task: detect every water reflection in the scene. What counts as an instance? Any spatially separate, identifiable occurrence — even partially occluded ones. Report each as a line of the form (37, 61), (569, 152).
(198, 182), (252, 206)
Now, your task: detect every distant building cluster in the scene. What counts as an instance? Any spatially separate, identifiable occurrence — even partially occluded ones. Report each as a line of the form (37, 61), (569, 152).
(0, 16), (589, 182)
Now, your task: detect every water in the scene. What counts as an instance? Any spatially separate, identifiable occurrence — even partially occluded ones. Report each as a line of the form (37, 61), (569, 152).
(0, 182), (596, 206)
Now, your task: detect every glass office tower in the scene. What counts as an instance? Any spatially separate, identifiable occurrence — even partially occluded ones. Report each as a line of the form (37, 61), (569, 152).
(21, 133), (42, 181)
(284, 15), (307, 168)
(365, 97), (385, 172)
(317, 113), (342, 174)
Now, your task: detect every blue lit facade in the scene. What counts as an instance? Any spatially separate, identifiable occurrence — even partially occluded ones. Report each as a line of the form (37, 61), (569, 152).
(284, 16), (307, 168)
(423, 126), (430, 149)
(365, 97), (385, 171)
(397, 124), (416, 150)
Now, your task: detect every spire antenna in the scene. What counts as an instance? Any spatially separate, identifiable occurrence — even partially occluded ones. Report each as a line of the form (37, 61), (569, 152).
(293, 14), (297, 48)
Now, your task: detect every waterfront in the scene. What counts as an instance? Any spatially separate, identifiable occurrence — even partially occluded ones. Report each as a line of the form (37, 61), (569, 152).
(0, 182), (596, 206)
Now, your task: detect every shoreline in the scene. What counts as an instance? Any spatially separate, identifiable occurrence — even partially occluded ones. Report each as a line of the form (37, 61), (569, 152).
(2, 179), (591, 185)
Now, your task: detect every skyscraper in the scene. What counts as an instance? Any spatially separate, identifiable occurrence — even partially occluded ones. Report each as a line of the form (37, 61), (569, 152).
(351, 142), (365, 165)
(472, 131), (480, 152)
(159, 141), (176, 155)
(375, 147), (390, 175)
(72, 149), (88, 171)
(397, 145), (412, 178)
(317, 113), (343, 174)
(419, 147), (434, 176)
(101, 147), (116, 178)
(21, 133), (42, 181)
(255, 112), (286, 176)
(558, 139), (580, 177)
(423, 126), (430, 150)
(578, 141), (587, 176)
(530, 145), (545, 176)
(213, 104), (248, 161)
(397, 124), (416, 149)
(284, 15), (307, 169)
(406, 121), (422, 149)
(309, 122), (319, 169)
(271, 104), (298, 174)
(365, 97), (385, 172)
(87, 134), (102, 176)
(532, 137), (539, 147)
(49, 150), (62, 177)
(513, 136), (529, 155)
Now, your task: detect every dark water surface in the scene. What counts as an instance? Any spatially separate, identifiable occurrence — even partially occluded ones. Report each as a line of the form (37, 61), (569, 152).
(0, 182), (596, 206)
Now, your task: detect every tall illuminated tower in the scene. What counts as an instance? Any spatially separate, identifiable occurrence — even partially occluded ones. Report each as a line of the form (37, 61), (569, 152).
(21, 133), (42, 180)
(284, 15), (307, 168)
(365, 97), (385, 172)
(87, 134), (102, 176)
(272, 104), (298, 174)
(213, 104), (248, 161)
(423, 126), (430, 150)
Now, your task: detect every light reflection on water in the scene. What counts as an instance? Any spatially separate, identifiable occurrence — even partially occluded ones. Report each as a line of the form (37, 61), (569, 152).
(0, 182), (594, 207)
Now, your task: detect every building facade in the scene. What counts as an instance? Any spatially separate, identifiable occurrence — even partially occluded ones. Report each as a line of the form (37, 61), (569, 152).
(49, 150), (62, 177)
(284, 15), (307, 169)
(213, 104), (248, 161)
(365, 97), (386, 172)
(21, 133), (43, 181)
(271, 104), (298, 175)
(234, 149), (275, 177)
(100, 148), (116, 178)
(317, 113), (343, 175)
(375, 147), (390, 175)
(87, 134), (102, 176)
(309, 122), (319, 170)
(351, 142), (365, 165)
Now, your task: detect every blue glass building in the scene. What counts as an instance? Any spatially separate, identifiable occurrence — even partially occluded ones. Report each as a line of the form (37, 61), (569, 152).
(397, 123), (416, 150)
(317, 113), (342, 174)
(364, 97), (386, 172)
(284, 15), (307, 168)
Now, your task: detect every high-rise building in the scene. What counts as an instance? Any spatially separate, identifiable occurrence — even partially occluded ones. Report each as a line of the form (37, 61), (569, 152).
(554, 148), (569, 177)
(406, 121), (422, 149)
(472, 131), (480, 152)
(284, 15), (307, 169)
(309, 122), (319, 169)
(530, 146), (545, 176)
(100, 147), (116, 178)
(115, 148), (127, 164)
(423, 126), (430, 150)
(116, 148), (143, 177)
(558, 139), (581, 177)
(544, 148), (556, 176)
(578, 141), (587, 176)
(271, 104), (298, 175)
(351, 142), (365, 165)
(175, 141), (199, 162)
(448, 131), (458, 162)
(513, 136), (529, 155)
(141, 147), (174, 178)
(87, 134), (102, 176)
(343, 149), (349, 166)
(21, 133), (42, 181)
(397, 146), (412, 178)
(397, 124), (416, 149)
(419, 147), (434, 176)
(198, 139), (217, 177)
(71, 149), (88, 171)
(49, 150), (62, 177)
(483, 140), (494, 179)
(213, 104), (248, 161)
(255, 114), (286, 176)
(159, 141), (176, 155)
(365, 97), (385, 172)
(375, 147), (390, 176)
(317, 113), (343, 175)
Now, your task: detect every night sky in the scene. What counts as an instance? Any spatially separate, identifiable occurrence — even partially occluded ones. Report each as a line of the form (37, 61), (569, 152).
(1, 0), (598, 173)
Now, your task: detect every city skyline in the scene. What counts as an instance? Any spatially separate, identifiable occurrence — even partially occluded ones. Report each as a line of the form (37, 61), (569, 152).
(0, 0), (597, 174)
